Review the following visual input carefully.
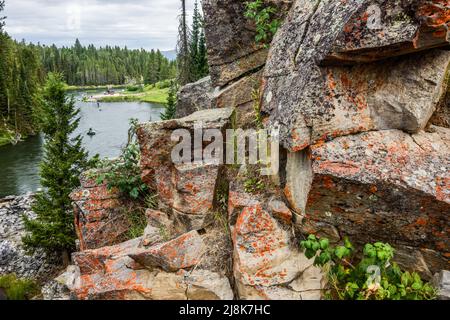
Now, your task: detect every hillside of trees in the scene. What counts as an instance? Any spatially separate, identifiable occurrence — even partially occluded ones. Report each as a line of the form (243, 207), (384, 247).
(0, 1), (178, 145)
(0, 2), (43, 143)
(1, 0), (211, 144)
(39, 40), (177, 86)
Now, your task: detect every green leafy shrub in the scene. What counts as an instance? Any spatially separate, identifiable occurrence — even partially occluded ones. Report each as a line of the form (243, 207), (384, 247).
(96, 142), (147, 200)
(244, 0), (281, 47)
(96, 119), (148, 200)
(155, 79), (172, 89)
(0, 274), (40, 300)
(126, 85), (143, 92)
(300, 235), (437, 300)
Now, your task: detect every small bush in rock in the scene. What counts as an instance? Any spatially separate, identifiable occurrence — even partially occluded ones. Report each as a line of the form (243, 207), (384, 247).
(0, 274), (40, 300)
(300, 235), (437, 300)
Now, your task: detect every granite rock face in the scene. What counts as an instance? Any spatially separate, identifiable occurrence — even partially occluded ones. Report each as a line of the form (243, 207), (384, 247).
(228, 181), (326, 300)
(70, 170), (130, 251)
(129, 230), (204, 272)
(64, 236), (233, 300)
(433, 270), (450, 300)
(262, 0), (450, 152)
(289, 128), (450, 274)
(175, 76), (213, 118)
(137, 108), (234, 232)
(202, 0), (293, 87)
(324, 0), (450, 64)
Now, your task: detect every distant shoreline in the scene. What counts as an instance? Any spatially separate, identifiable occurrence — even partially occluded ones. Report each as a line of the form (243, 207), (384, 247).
(81, 83), (170, 105)
(65, 84), (127, 92)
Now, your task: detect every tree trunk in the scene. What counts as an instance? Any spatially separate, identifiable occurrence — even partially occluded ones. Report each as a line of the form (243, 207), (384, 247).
(182, 0), (188, 58)
(6, 88), (9, 120)
(178, 0), (191, 85)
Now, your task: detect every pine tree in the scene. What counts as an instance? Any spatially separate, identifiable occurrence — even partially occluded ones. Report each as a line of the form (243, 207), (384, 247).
(0, 0), (5, 31)
(189, 0), (201, 80)
(197, 29), (209, 79)
(160, 80), (178, 120)
(22, 73), (89, 263)
(38, 40), (176, 87)
(184, 0), (209, 83)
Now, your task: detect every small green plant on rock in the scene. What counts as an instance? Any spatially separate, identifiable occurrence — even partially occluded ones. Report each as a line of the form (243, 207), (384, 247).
(125, 208), (148, 239)
(242, 163), (270, 194)
(245, 0), (281, 47)
(144, 193), (159, 210)
(159, 225), (170, 242)
(300, 235), (437, 300)
(251, 88), (264, 129)
(244, 176), (265, 194)
(96, 119), (148, 200)
(0, 274), (40, 300)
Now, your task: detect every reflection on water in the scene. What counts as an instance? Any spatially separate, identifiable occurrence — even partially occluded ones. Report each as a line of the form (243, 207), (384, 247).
(0, 135), (44, 197)
(0, 95), (164, 197)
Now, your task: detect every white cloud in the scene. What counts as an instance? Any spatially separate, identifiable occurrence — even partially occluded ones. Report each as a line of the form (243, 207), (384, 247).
(3, 0), (196, 50)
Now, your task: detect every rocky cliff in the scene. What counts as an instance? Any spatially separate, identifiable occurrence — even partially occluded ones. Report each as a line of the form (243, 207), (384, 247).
(48, 0), (449, 300)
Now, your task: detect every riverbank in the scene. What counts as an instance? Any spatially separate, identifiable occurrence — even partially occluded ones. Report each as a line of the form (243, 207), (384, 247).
(0, 130), (14, 147)
(0, 126), (26, 147)
(88, 85), (169, 105)
(64, 84), (127, 92)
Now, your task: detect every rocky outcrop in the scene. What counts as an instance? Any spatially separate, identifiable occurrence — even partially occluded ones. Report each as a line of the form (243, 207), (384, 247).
(137, 108), (234, 232)
(0, 194), (60, 282)
(58, 109), (236, 300)
(324, 0), (450, 64)
(288, 128), (449, 276)
(228, 180), (326, 299)
(129, 230), (204, 272)
(70, 170), (130, 250)
(53, 0), (449, 301)
(262, 0), (450, 152)
(175, 77), (213, 118)
(202, 0), (293, 88)
(61, 236), (233, 300)
(255, 0), (449, 280)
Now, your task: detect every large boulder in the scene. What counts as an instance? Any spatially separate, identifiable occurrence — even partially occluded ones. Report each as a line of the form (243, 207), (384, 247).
(212, 69), (263, 109)
(324, 0), (450, 64)
(229, 181), (325, 300)
(262, 0), (450, 152)
(287, 128), (449, 274)
(233, 203), (311, 287)
(63, 236), (233, 300)
(433, 270), (450, 300)
(175, 76), (213, 118)
(137, 108), (234, 232)
(129, 230), (204, 272)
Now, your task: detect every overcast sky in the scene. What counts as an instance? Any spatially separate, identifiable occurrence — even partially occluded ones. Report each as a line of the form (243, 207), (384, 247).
(3, 0), (195, 51)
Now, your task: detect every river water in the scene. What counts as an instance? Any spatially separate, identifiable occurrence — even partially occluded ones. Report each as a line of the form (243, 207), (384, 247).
(0, 91), (164, 197)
